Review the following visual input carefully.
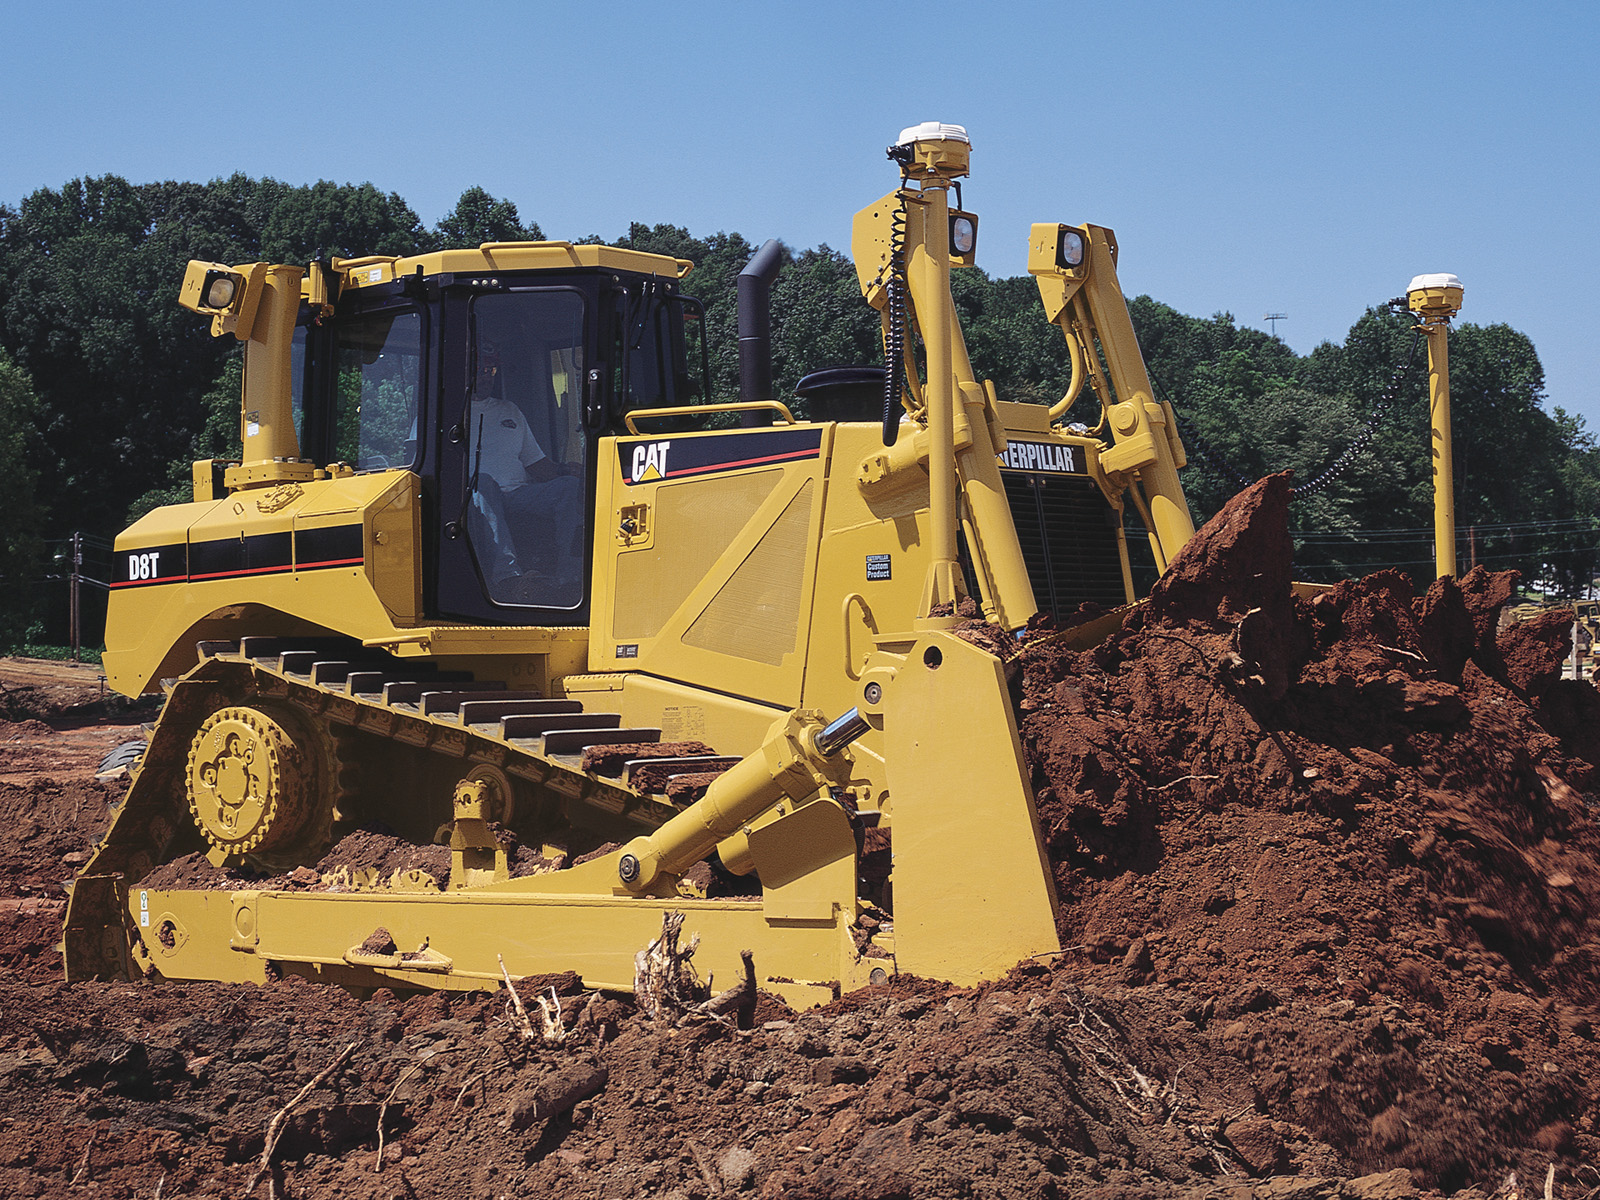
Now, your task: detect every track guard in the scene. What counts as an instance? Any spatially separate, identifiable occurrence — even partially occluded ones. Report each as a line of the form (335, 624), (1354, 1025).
(62, 875), (137, 982)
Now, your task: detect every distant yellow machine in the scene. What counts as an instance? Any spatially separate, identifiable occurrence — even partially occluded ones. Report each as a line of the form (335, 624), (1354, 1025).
(66, 123), (1196, 1006)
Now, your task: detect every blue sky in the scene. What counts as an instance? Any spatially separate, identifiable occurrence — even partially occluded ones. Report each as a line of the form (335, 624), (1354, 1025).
(4, 2), (1597, 429)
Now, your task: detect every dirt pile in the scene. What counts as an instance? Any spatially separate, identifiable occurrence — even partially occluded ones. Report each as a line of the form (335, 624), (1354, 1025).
(4, 474), (1600, 1199)
(0, 927), (1469, 1200)
(1017, 473), (1600, 1189)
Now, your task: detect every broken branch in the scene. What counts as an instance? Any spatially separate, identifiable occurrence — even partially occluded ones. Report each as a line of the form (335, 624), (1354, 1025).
(246, 1041), (357, 1196)
(498, 954), (537, 1041)
(683, 949), (756, 1028)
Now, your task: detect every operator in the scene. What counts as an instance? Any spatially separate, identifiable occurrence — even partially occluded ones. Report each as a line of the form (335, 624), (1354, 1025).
(467, 341), (583, 599)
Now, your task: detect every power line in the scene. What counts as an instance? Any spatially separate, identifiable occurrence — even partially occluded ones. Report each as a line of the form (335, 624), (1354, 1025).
(1293, 516), (1600, 540)
(1294, 546), (1600, 572)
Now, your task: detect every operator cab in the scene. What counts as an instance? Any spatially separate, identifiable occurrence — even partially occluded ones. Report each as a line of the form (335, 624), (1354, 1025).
(288, 246), (704, 626)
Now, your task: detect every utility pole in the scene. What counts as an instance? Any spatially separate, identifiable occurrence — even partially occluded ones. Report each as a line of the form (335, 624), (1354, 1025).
(69, 531), (82, 662)
(1263, 312), (1287, 337)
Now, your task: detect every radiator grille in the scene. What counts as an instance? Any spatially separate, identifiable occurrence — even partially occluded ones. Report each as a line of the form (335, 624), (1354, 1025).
(1002, 471), (1128, 616)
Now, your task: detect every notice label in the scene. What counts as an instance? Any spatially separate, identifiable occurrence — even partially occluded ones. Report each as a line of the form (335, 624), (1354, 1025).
(661, 705), (707, 741)
(865, 554), (891, 581)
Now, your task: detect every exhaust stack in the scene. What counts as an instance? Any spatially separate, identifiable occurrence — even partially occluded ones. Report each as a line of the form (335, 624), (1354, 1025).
(737, 239), (784, 424)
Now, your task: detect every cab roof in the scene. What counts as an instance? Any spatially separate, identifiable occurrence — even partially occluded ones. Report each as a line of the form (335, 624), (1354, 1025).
(332, 241), (693, 292)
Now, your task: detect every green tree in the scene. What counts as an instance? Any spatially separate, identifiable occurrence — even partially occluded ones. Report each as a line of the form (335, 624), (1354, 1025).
(0, 351), (44, 641)
(254, 179), (433, 262)
(127, 353), (243, 522)
(0, 176), (250, 534)
(769, 246), (882, 408)
(435, 187), (542, 248)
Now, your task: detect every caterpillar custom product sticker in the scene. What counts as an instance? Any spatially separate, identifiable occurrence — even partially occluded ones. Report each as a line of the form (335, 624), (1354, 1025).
(110, 524), (364, 589)
(997, 440), (1085, 475)
(619, 427), (824, 486)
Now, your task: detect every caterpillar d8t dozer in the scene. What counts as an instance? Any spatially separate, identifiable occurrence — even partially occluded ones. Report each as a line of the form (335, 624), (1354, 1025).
(65, 123), (1196, 1007)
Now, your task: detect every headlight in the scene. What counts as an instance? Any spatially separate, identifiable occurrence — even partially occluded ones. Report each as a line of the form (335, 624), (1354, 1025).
(204, 273), (238, 309)
(949, 212), (978, 257)
(1056, 229), (1086, 269)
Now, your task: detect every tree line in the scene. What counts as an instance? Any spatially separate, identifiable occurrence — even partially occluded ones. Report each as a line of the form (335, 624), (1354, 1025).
(0, 172), (1595, 645)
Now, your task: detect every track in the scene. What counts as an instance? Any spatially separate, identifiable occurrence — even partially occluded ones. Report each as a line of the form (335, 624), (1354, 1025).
(63, 635), (746, 980)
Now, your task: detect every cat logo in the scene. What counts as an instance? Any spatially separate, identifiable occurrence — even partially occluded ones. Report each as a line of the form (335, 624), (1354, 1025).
(630, 440), (672, 483)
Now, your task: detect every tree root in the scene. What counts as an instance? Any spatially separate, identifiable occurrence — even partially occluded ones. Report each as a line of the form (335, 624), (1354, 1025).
(373, 1058), (427, 1173)
(498, 954), (569, 1045)
(246, 1041), (357, 1197)
(635, 911), (706, 1021)
(70, 1128), (96, 1184)
(1058, 991), (1239, 1175)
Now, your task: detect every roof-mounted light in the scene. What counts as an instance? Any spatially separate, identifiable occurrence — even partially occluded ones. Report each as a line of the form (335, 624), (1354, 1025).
(204, 272), (238, 309)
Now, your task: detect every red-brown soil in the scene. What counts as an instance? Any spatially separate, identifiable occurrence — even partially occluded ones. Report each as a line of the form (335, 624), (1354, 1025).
(2, 477), (1598, 1198)
(1017, 474), (1600, 1194)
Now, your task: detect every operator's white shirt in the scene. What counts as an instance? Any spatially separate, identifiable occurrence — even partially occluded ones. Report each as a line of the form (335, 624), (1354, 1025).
(469, 396), (546, 492)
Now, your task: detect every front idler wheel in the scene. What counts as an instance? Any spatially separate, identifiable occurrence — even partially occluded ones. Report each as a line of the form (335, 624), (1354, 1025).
(186, 705), (320, 868)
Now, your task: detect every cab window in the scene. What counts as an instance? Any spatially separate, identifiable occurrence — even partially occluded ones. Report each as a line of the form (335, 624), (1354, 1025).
(333, 309), (423, 470)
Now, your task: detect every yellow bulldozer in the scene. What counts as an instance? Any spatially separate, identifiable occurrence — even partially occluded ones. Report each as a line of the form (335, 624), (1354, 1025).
(64, 123), (1197, 1007)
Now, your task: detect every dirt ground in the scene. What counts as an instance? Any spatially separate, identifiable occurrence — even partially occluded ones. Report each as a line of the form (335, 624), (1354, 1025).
(2, 482), (1598, 1198)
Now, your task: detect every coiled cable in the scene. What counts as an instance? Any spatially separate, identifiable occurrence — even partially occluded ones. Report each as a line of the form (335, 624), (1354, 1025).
(882, 197), (909, 446)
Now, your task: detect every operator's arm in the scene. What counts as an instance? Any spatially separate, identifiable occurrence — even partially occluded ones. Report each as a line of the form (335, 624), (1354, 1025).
(519, 424), (580, 480)
(526, 457), (579, 482)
